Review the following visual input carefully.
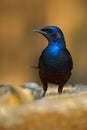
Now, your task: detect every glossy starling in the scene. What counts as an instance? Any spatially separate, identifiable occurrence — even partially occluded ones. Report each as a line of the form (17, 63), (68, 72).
(34, 26), (73, 96)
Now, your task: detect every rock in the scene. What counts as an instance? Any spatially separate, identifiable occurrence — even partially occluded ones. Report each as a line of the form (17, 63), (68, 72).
(0, 84), (34, 106)
(21, 82), (42, 99)
(0, 84), (87, 130)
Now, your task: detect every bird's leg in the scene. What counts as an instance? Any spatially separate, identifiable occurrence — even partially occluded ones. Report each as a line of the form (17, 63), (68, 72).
(58, 85), (64, 94)
(42, 82), (48, 97)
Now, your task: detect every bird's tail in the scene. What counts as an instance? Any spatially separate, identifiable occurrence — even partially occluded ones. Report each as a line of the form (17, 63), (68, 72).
(31, 66), (39, 69)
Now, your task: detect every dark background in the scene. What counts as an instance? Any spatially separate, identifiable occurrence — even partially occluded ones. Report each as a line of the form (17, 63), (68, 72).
(0, 0), (87, 85)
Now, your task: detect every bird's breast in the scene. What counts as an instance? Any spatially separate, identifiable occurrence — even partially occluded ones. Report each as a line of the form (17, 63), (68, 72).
(42, 46), (61, 67)
(40, 46), (61, 70)
(40, 47), (72, 72)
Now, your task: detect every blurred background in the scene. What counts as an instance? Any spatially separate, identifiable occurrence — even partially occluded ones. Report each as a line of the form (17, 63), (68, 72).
(0, 0), (87, 85)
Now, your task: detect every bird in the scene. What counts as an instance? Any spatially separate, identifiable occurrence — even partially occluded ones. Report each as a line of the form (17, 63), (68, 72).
(34, 26), (73, 96)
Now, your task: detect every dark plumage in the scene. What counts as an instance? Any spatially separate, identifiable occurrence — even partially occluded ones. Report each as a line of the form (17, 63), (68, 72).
(34, 26), (73, 96)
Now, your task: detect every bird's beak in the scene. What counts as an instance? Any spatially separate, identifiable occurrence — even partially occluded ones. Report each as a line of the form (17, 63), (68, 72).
(33, 29), (47, 34)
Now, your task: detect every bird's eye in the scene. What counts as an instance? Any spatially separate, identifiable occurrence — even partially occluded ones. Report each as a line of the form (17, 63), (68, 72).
(42, 29), (53, 34)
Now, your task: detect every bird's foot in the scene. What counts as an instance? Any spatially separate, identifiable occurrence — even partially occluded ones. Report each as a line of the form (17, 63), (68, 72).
(42, 91), (46, 97)
(58, 86), (63, 95)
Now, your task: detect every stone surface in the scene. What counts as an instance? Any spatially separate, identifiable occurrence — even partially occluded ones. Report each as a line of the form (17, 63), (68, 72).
(21, 82), (42, 99)
(0, 84), (87, 130)
(0, 84), (34, 106)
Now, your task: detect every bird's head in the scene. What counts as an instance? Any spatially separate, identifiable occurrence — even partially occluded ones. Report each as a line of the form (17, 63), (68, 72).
(34, 26), (65, 42)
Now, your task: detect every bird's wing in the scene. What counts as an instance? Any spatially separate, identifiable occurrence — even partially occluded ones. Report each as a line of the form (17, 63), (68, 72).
(38, 50), (45, 69)
(65, 49), (73, 70)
